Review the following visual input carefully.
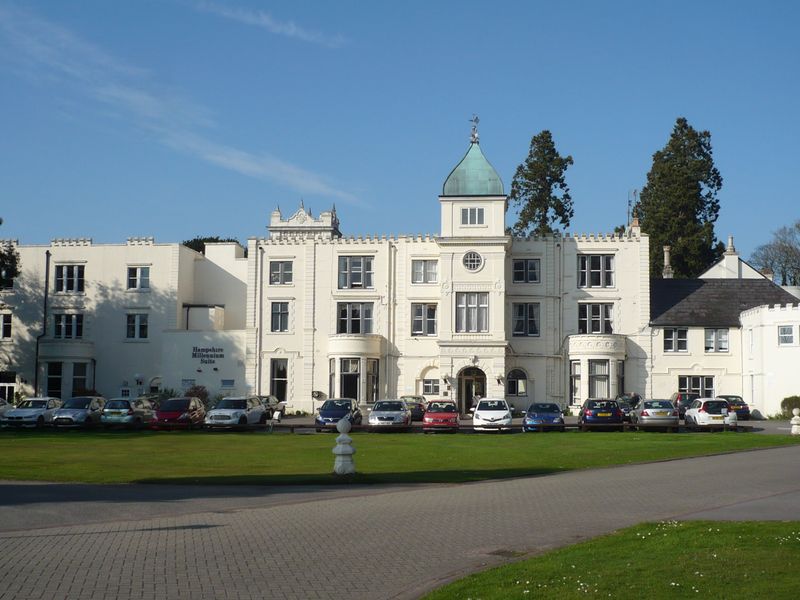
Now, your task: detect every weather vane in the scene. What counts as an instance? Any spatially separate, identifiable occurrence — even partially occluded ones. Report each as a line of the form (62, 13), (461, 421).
(470, 114), (479, 143)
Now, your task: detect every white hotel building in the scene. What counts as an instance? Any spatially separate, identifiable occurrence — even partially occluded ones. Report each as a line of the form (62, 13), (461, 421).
(1, 135), (797, 416)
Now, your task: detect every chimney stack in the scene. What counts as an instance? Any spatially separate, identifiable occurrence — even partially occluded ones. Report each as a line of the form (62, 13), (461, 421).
(725, 235), (737, 255)
(762, 267), (774, 282)
(662, 245), (674, 279)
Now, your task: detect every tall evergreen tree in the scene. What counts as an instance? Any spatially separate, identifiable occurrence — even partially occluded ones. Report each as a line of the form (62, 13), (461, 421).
(634, 117), (724, 278)
(0, 218), (20, 289)
(508, 130), (574, 235)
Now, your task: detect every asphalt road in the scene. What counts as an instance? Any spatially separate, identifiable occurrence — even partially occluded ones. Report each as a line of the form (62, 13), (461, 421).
(1, 444), (799, 599)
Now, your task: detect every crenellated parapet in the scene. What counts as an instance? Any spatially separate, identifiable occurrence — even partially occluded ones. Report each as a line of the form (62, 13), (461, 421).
(51, 238), (92, 246)
(126, 236), (155, 245)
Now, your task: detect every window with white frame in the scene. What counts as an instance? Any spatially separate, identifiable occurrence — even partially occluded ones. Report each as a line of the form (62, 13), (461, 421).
(512, 259), (540, 283)
(578, 303), (613, 334)
(778, 325), (794, 345)
(512, 302), (540, 336)
(366, 359), (379, 403)
(456, 292), (488, 332)
(72, 363), (88, 395)
(0, 314), (10, 339)
(338, 256), (374, 289)
(54, 314), (83, 339)
(411, 303), (437, 336)
(460, 207), (485, 225)
(411, 260), (438, 284)
(704, 328), (729, 352)
(578, 255), (615, 288)
(55, 264), (85, 293)
(663, 328), (688, 352)
(422, 379), (440, 395)
(679, 375), (715, 398)
(126, 314), (148, 339)
(127, 266), (150, 290)
(337, 302), (373, 334)
(269, 261), (293, 285)
(506, 369), (527, 396)
(588, 359), (609, 398)
(570, 361), (581, 404)
(462, 251), (483, 271)
(270, 302), (289, 332)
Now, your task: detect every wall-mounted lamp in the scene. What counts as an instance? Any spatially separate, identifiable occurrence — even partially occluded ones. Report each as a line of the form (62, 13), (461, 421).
(196, 368), (202, 373)
(212, 367), (219, 372)
(495, 376), (503, 385)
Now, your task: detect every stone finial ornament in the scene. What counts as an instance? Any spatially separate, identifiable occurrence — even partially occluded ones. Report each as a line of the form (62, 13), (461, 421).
(332, 418), (356, 475)
(470, 114), (479, 143)
(791, 408), (800, 436)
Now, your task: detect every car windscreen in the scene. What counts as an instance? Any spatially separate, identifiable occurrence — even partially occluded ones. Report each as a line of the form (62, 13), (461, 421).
(704, 401), (729, 414)
(159, 399), (190, 411)
(644, 401), (673, 409)
(106, 400), (130, 409)
(616, 400), (632, 409)
(374, 401), (404, 412)
(321, 400), (351, 411)
(427, 403), (457, 413)
(216, 399), (246, 410)
(62, 398), (92, 409)
(586, 401), (618, 409)
(529, 404), (560, 413)
(720, 395), (743, 403)
(17, 400), (47, 409)
(477, 400), (507, 411)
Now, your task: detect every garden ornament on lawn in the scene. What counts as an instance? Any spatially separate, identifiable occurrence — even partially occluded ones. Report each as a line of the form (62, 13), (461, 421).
(791, 408), (800, 436)
(332, 417), (356, 475)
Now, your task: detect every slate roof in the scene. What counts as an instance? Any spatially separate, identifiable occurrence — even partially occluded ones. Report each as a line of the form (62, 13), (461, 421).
(650, 279), (799, 327)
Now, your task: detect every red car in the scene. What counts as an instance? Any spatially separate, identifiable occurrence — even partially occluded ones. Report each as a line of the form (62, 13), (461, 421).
(152, 396), (206, 430)
(422, 401), (460, 433)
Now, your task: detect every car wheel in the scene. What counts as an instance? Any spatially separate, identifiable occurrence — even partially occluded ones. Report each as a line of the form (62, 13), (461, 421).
(259, 413), (268, 425)
(36, 416), (44, 429)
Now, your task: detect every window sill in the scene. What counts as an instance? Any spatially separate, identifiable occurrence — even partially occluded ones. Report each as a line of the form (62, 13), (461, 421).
(268, 283), (295, 287)
(410, 282), (438, 286)
(512, 281), (542, 285)
(126, 288), (151, 293)
(269, 330), (292, 335)
(124, 339), (150, 343)
(512, 334), (541, 338)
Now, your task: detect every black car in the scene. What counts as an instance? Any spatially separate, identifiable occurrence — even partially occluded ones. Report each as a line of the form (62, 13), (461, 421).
(669, 392), (701, 419)
(315, 398), (362, 431)
(614, 398), (635, 422)
(718, 395), (751, 420)
(400, 396), (427, 421)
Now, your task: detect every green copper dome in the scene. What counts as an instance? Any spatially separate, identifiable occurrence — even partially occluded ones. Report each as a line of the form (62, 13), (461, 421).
(442, 141), (504, 196)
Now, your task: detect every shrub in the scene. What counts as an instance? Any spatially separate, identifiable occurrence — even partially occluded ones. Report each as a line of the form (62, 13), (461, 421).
(185, 385), (210, 408)
(780, 395), (800, 417)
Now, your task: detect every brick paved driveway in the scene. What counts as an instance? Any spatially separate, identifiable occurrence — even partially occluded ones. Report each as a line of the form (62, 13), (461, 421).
(1, 445), (799, 599)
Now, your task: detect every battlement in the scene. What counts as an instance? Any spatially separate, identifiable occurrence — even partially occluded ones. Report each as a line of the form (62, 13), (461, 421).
(51, 238), (92, 247)
(741, 303), (800, 318)
(253, 233), (438, 247)
(126, 236), (155, 245)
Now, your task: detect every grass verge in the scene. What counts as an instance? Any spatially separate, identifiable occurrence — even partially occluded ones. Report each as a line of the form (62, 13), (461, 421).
(0, 429), (797, 485)
(423, 520), (800, 599)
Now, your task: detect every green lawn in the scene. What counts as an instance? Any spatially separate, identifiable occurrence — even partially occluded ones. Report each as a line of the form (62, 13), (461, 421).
(424, 520), (800, 599)
(0, 429), (798, 484)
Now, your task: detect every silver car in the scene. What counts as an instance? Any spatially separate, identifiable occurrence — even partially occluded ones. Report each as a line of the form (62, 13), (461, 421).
(205, 396), (267, 429)
(368, 399), (412, 431)
(101, 397), (155, 429)
(630, 399), (679, 429)
(0, 397), (62, 428)
(52, 396), (106, 428)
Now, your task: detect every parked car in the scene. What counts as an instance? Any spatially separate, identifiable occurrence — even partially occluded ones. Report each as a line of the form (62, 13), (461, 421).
(205, 396), (267, 429)
(315, 398), (362, 431)
(578, 399), (624, 428)
(101, 397), (156, 429)
(0, 397), (61, 428)
(669, 392), (701, 419)
(367, 399), (412, 431)
(615, 398), (634, 422)
(257, 395), (284, 418)
(630, 399), (679, 429)
(684, 398), (734, 429)
(422, 401), (460, 433)
(52, 396), (106, 428)
(472, 398), (513, 432)
(718, 395), (750, 420)
(522, 402), (565, 432)
(152, 396), (206, 430)
(400, 395), (427, 421)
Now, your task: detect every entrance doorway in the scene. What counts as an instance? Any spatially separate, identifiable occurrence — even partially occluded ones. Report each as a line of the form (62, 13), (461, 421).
(458, 367), (486, 414)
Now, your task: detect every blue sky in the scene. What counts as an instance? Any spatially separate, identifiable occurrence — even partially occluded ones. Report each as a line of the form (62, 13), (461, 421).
(1, 1), (798, 258)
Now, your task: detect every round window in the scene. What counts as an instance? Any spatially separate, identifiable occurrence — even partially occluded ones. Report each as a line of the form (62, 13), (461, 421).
(463, 251), (483, 271)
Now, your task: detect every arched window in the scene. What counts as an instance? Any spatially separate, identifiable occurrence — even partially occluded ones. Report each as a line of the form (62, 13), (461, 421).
(507, 369), (527, 396)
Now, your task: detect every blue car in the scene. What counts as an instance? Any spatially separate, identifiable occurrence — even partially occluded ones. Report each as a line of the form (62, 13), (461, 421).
(522, 403), (565, 432)
(314, 398), (362, 431)
(578, 399), (624, 428)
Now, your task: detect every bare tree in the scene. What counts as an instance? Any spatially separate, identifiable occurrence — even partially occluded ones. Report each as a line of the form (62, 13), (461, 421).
(750, 220), (800, 285)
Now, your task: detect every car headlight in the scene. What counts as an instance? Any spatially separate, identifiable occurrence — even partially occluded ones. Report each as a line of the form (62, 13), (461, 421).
(369, 415), (378, 423)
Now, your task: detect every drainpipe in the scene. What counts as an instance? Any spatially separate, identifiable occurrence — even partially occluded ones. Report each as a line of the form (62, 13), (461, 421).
(33, 250), (51, 395)
(91, 357), (97, 392)
(256, 245), (264, 395)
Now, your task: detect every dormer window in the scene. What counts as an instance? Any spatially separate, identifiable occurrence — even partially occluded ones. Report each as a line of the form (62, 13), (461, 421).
(461, 207), (484, 225)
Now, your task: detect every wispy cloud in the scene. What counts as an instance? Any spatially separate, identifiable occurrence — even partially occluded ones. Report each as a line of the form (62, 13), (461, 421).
(192, 1), (346, 48)
(0, 4), (359, 205)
